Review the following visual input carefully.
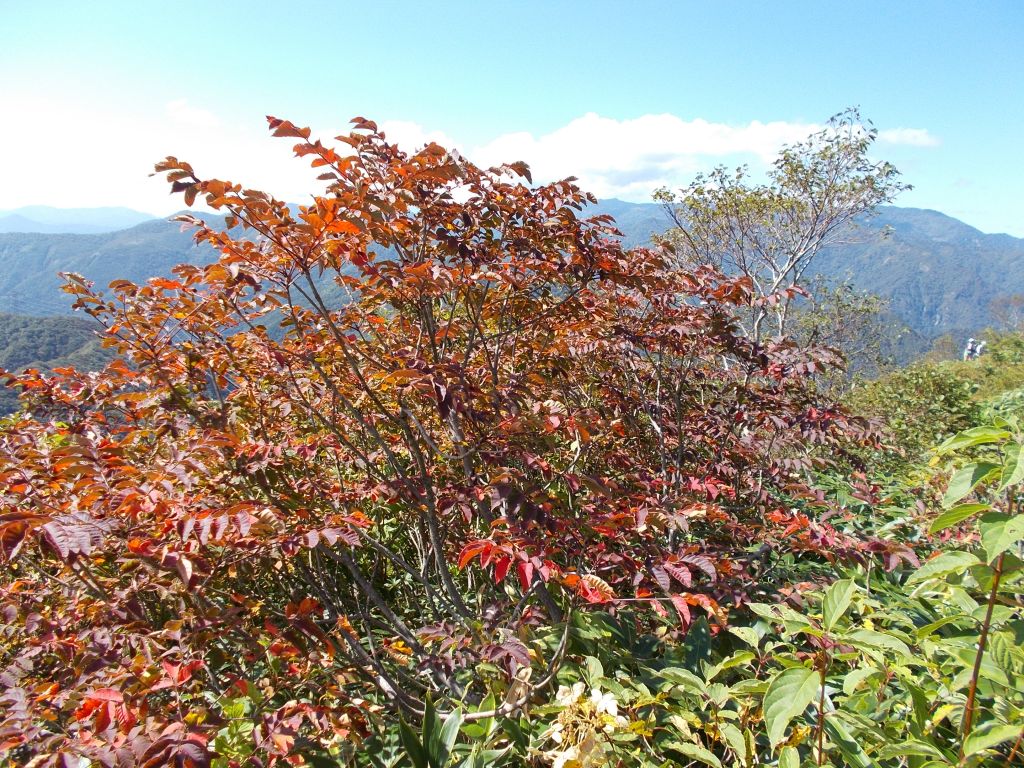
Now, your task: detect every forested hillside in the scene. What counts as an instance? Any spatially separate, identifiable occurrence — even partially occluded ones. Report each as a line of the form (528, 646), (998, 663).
(815, 206), (1024, 332)
(0, 217), (221, 314)
(0, 313), (112, 413)
(589, 200), (1024, 334)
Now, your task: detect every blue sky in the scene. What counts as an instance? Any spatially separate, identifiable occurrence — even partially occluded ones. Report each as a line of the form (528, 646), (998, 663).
(2, 0), (1022, 235)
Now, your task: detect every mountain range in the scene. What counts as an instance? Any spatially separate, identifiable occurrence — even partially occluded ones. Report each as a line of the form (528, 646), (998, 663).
(0, 202), (1022, 337)
(0, 217), (218, 315)
(812, 207), (1024, 333)
(0, 206), (156, 235)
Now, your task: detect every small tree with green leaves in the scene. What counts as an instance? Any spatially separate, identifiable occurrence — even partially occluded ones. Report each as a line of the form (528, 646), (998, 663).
(655, 108), (908, 341)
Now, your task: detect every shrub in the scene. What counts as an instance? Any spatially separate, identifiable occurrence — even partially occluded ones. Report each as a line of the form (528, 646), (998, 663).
(847, 363), (980, 469)
(0, 117), (871, 767)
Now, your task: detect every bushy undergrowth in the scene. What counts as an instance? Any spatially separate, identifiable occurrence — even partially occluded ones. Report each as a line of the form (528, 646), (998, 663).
(846, 365), (980, 471)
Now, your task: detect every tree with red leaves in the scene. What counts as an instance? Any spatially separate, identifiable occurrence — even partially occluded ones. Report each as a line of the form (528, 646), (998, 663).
(0, 117), (874, 767)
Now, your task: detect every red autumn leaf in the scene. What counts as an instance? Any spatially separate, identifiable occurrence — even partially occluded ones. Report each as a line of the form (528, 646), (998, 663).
(669, 594), (692, 628)
(84, 688), (123, 704)
(493, 555), (511, 584)
(516, 559), (535, 591)
(458, 541), (488, 569)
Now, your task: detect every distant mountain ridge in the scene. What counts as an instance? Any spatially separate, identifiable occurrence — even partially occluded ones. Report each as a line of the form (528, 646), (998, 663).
(0, 217), (219, 315)
(0, 205), (156, 234)
(813, 206), (1024, 332)
(0, 203), (1021, 337)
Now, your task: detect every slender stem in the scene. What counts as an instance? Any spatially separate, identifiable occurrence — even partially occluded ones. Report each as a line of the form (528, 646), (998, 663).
(961, 551), (1006, 757)
(816, 651), (828, 766)
(1004, 728), (1023, 766)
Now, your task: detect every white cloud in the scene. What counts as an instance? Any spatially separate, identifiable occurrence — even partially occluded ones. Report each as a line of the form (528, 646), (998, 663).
(0, 95), (940, 213)
(467, 112), (820, 201)
(878, 127), (940, 147)
(165, 98), (221, 129)
(0, 92), (323, 215)
(377, 119), (455, 150)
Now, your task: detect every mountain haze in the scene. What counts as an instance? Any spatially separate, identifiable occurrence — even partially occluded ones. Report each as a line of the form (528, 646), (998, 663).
(814, 206), (1024, 332)
(0, 205), (156, 234)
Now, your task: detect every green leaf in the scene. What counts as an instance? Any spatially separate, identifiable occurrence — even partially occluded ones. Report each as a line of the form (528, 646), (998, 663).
(729, 679), (769, 696)
(989, 631), (1024, 674)
(683, 617), (712, 671)
(936, 426), (1010, 454)
(718, 723), (747, 764)
(823, 716), (872, 768)
(906, 550), (981, 585)
(219, 697), (247, 719)
(942, 462), (999, 507)
(719, 650), (756, 670)
(962, 723), (1022, 758)
(905, 681), (931, 730)
(842, 666), (880, 696)
(659, 666), (706, 694)
(929, 503), (991, 534)
(950, 646), (1011, 686)
(704, 650), (757, 683)
(584, 655), (604, 682)
(461, 693), (496, 740)
(778, 746), (800, 768)
(845, 629), (912, 659)
(763, 666), (819, 748)
(728, 626), (761, 648)
(437, 708), (462, 766)
(874, 740), (946, 759)
(979, 511), (1024, 563)
(747, 602), (815, 637)
(457, 746), (511, 768)
(664, 740), (722, 768)
(915, 614), (971, 638)
(822, 578), (856, 630)
(422, 696), (442, 767)
(999, 441), (1024, 490)
(705, 682), (729, 707)
(399, 718), (428, 768)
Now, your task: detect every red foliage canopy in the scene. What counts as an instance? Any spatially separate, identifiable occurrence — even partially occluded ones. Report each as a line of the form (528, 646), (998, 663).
(0, 116), (875, 766)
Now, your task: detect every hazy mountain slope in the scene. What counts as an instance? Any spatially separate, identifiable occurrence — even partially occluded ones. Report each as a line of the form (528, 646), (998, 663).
(587, 199), (670, 249)
(0, 206), (155, 234)
(813, 207), (1024, 332)
(0, 218), (220, 314)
